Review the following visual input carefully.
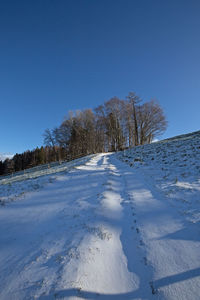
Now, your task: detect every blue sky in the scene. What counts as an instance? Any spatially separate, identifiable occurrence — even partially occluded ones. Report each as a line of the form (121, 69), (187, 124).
(0, 0), (200, 155)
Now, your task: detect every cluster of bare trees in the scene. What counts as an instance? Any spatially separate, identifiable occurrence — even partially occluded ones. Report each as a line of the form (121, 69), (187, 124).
(44, 92), (167, 157)
(0, 92), (167, 176)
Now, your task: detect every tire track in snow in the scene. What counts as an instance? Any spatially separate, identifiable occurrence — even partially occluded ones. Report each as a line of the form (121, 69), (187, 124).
(108, 155), (156, 298)
(51, 154), (156, 299)
(0, 153), (157, 299)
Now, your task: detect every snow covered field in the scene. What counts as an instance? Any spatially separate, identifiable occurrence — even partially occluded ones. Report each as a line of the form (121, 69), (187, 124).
(0, 132), (200, 299)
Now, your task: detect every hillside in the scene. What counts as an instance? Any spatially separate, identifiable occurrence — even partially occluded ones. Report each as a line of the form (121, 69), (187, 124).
(0, 131), (200, 299)
(117, 130), (200, 225)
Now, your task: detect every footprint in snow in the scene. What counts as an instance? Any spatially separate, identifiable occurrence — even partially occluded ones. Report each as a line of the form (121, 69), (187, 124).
(143, 257), (148, 265)
(149, 281), (157, 295)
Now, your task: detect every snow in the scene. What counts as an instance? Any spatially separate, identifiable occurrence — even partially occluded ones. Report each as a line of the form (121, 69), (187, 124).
(0, 132), (200, 299)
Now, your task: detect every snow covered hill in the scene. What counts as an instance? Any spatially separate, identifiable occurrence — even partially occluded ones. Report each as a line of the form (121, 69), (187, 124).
(0, 131), (200, 299)
(117, 130), (200, 225)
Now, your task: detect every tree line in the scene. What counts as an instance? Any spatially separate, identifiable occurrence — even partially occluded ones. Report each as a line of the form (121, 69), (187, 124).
(0, 92), (167, 176)
(0, 146), (66, 176)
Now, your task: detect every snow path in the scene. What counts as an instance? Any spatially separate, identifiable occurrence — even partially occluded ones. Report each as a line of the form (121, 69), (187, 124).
(0, 153), (199, 299)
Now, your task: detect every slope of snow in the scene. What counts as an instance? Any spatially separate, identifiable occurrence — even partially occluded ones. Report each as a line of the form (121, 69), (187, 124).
(117, 130), (200, 225)
(0, 155), (95, 185)
(0, 132), (200, 299)
(0, 155), (95, 206)
(115, 131), (200, 299)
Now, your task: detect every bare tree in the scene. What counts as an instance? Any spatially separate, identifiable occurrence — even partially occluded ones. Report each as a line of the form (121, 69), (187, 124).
(126, 92), (141, 146)
(94, 105), (107, 152)
(103, 97), (125, 151)
(43, 129), (55, 147)
(80, 109), (96, 154)
(137, 100), (167, 144)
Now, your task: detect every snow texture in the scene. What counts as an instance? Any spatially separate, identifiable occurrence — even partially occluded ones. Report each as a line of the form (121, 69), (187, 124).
(0, 131), (200, 299)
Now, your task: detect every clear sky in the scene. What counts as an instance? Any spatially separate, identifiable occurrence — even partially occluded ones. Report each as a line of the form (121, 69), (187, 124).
(0, 0), (200, 155)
